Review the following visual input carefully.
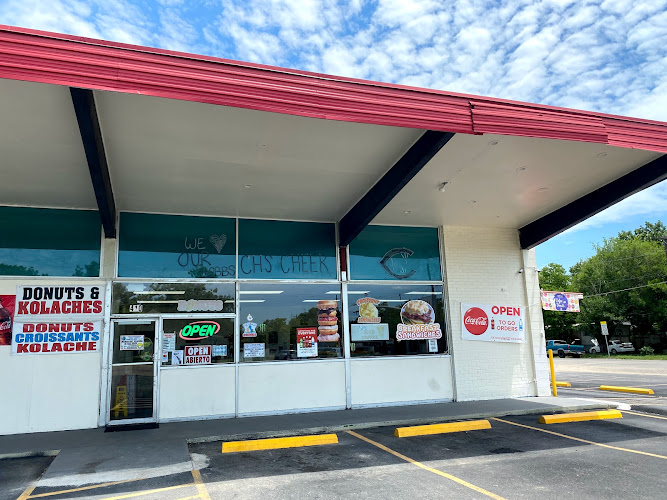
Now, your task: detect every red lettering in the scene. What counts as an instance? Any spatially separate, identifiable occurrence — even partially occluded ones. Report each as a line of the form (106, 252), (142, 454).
(52, 343), (63, 352)
(48, 324), (60, 332)
(64, 343), (74, 352)
(41, 343), (51, 352)
(50, 301), (61, 314)
(513, 307), (521, 316)
(29, 344), (40, 352)
(75, 341), (87, 351)
(71, 301), (82, 314)
(23, 323), (34, 332)
(36, 323), (47, 332)
(17, 344), (29, 353)
(39, 302), (51, 314)
(62, 301), (71, 314)
(30, 302), (40, 314)
(82, 301), (92, 314)
(92, 301), (102, 314)
(87, 342), (96, 351)
(84, 323), (93, 332)
(18, 302), (29, 315)
(491, 306), (499, 314)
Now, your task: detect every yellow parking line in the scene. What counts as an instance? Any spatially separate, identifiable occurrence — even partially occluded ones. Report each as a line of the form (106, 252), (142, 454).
(222, 433), (338, 453)
(600, 385), (654, 395)
(395, 420), (491, 437)
(191, 469), (211, 500)
(346, 430), (507, 500)
(26, 478), (147, 498)
(622, 410), (667, 421)
(492, 418), (667, 460)
(17, 485), (35, 500)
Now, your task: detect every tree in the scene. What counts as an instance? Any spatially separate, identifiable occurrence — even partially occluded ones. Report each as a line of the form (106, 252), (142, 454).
(538, 263), (578, 340)
(571, 237), (667, 348)
(617, 220), (667, 243)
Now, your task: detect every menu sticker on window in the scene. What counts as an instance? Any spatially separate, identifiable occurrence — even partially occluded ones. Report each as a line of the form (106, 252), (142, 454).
(243, 343), (265, 358)
(351, 323), (389, 341)
(296, 327), (318, 358)
(356, 298), (380, 323)
(428, 338), (438, 353)
(120, 335), (145, 351)
(396, 300), (442, 341)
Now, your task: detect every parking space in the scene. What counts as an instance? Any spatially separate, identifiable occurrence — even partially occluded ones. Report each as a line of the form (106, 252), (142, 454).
(11, 409), (667, 500)
(0, 456), (53, 500)
(188, 411), (667, 500)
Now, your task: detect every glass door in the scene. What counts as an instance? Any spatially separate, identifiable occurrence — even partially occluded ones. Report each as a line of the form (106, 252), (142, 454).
(108, 319), (158, 424)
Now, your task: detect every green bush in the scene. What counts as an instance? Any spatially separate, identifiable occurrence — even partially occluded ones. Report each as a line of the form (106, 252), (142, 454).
(640, 346), (655, 356)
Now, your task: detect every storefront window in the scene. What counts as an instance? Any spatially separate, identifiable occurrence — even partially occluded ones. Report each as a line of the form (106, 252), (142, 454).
(239, 283), (342, 362)
(118, 212), (236, 278)
(0, 207), (100, 277)
(238, 219), (337, 280)
(161, 318), (234, 366)
(349, 225), (441, 281)
(112, 282), (235, 314)
(347, 284), (446, 357)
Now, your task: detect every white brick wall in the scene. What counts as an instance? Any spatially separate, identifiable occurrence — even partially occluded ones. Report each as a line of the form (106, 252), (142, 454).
(442, 226), (550, 401)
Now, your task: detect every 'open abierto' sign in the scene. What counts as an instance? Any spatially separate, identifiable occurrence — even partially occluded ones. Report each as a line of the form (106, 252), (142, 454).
(184, 345), (211, 364)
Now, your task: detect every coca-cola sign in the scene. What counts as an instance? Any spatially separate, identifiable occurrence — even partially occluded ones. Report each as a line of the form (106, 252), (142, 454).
(463, 307), (488, 335)
(461, 303), (526, 343)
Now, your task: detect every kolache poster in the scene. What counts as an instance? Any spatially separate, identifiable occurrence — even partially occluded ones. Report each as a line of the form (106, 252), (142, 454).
(11, 285), (105, 355)
(461, 303), (525, 343)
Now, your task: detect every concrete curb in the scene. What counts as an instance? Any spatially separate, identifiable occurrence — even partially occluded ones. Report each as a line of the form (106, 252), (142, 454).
(186, 402), (612, 444)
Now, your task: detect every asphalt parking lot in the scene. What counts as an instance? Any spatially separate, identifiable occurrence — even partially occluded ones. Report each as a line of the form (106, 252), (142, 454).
(553, 358), (667, 408)
(13, 410), (667, 500)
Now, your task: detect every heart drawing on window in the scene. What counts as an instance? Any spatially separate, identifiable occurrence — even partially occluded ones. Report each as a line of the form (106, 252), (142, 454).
(209, 234), (227, 253)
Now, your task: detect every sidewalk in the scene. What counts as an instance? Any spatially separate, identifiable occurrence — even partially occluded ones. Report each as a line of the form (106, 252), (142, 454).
(0, 396), (609, 489)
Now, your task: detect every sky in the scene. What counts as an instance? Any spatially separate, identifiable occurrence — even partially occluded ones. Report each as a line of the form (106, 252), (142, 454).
(1, 0), (665, 271)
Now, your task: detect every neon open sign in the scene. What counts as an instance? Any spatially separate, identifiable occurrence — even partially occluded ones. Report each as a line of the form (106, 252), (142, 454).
(179, 321), (220, 340)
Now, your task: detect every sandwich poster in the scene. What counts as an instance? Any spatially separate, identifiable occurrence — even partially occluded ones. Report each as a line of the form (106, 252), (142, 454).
(461, 303), (525, 343)
(396, 300), (442, 341)
(296, 327), (318, 357)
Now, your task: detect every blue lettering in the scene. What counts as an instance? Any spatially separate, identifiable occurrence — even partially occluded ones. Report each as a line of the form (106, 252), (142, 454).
(66, 333), (75, 342)
(16, 334), (24, 343)
(58, 333), (66, 342)
(92, 332), (100, 341)
(49, 333), (57, 342)
(25, 333), (34, 342)
(75, 333), (84, 342)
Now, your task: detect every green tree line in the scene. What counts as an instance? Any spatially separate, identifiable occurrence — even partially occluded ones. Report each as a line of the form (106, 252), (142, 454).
(539, 221), (667, 352)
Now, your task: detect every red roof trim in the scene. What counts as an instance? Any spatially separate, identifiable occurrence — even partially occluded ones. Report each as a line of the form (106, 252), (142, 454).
(1, 25), (666, 152)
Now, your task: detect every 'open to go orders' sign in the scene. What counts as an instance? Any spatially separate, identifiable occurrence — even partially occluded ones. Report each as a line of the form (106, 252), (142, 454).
(461, 303), (525, 343)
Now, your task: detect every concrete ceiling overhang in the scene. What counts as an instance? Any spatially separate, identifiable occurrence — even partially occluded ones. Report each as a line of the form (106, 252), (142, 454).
(1, 25), (666, 248)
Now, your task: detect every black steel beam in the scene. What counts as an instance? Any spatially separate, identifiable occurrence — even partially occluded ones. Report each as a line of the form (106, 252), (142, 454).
(339, 130), (455, 247)
(70, 87), (116, 238)
(519, 153), (667, 249)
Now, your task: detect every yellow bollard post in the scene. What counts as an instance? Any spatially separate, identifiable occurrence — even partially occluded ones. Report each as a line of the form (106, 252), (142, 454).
(548, 349), (557, 397)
